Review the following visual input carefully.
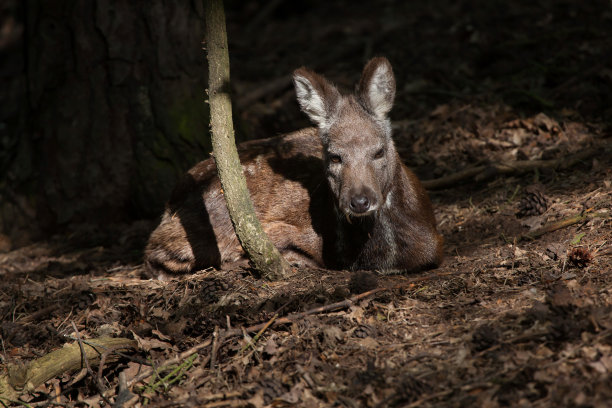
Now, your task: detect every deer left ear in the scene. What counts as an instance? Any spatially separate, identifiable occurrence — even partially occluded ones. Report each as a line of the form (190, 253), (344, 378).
(293, 67), (340, 131)
(357, 57), (396, 119)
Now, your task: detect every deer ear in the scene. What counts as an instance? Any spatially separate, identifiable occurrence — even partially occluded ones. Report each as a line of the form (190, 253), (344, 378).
(293, 68), (340, 130)
(358, 57), (396, 119)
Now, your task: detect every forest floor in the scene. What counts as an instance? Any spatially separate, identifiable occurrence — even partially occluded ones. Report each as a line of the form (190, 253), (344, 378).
(2, 0), (612, 407)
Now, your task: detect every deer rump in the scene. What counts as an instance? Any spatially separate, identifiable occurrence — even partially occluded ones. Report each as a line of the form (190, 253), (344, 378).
(144, 57), (443, 279)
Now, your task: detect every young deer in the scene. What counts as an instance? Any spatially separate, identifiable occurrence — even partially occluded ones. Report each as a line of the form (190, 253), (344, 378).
(145, 57), (443, 279)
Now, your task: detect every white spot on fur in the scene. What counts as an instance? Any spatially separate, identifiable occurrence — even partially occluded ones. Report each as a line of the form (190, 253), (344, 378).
(384, 191), (393, 209)
(243, 164), (256, 176)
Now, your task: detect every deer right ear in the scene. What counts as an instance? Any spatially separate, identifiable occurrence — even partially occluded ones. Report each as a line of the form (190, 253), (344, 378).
(293, 68), (340, 130)
(358, 57), (396, 119)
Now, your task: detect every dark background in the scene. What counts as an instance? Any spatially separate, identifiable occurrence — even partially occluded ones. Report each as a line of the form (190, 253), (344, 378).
(1, 0), (610, 248)
(1, 2), (611, 406)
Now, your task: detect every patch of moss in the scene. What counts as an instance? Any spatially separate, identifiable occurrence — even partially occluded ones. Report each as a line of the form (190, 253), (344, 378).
(166, 94), (211, 152)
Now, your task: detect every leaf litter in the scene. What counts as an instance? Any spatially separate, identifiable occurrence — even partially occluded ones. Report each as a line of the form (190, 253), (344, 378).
(2, 0), (612, 406)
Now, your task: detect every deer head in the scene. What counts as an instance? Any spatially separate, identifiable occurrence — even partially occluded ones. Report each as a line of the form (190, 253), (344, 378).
(293, 57), (397, 219)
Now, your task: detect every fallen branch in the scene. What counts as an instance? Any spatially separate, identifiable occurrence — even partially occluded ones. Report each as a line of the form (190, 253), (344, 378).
(518, 211), (609, 241)
(422, 147), (598, 190)
(0, 336), (137, 402)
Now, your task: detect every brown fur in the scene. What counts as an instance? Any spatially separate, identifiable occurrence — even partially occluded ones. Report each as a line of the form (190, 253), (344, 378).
(144, 58), (443, 279)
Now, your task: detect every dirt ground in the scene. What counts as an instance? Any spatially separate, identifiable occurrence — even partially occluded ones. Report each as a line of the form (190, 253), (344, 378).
(1, 1), (612, 407)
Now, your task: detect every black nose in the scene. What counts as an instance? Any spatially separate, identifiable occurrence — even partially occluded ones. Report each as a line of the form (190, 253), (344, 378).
(350, 195), (370, 213)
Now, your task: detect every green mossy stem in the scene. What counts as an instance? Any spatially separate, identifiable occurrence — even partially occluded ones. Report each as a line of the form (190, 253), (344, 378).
(204, 0), (291, 280)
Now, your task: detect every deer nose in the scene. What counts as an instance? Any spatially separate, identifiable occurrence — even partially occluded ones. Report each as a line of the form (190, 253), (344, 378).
(350, 195), (370, 213)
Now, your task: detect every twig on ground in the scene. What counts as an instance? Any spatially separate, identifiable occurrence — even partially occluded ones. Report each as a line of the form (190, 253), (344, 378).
(210, 326), (220, 370)
(422, 147), (599, 190)
(142, 353), (197, 394)
(200, 390), (251, 402)
(395, 389), (453, 408)
(20, 304), (59, 323)
(102, 352), (212, 404)
(203, 400), (252, 407)
(96, 350), (113, 384)
(240, 314), (278, 353)
(52, 381), (60, 404)
(65, 368), (87, 388)
(127, 344), (212, 389)
(113, 371), (138, 408)
(519, 211), (609, 241)
(70, 322), (111, 405)
(153, 389), (253, 407)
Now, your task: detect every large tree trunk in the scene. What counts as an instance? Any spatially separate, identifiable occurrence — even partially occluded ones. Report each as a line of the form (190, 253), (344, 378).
(0, 0), (211, 245)
(204, 0), (291, 280)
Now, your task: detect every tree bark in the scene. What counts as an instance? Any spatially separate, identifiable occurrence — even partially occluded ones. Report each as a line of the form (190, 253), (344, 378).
(204, 0), (291, 279)
(0, 1), (211, 243)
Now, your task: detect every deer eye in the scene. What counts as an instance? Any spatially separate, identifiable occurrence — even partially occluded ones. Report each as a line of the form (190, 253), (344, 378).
(329, 154), (342, 164)
(374, 149), (385, 159)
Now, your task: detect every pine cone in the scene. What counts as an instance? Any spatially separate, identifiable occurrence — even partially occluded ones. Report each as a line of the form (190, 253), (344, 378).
(353, 324), (374, 338)
(568, 247), (592, 268)
(195, 278), (229, 304)
(516, 185), (548, 217)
